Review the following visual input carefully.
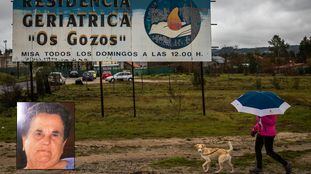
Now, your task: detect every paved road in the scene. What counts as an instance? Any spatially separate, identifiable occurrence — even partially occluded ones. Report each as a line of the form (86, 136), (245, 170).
(65, 78), (178, 85)
(65, 77), (104, 85)
(0, 78), (181, 94)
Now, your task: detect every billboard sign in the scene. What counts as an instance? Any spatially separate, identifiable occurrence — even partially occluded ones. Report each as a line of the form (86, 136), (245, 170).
(13, 0), (211, 62)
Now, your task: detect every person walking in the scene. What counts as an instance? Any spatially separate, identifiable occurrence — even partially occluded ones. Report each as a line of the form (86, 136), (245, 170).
(249, 115), (292, 174)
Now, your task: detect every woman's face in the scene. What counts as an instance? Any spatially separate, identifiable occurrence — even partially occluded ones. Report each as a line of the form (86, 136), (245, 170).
(22, 113), (66, 169)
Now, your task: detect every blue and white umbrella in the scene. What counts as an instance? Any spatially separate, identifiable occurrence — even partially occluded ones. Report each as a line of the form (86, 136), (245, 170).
(231, 91), (291, 117)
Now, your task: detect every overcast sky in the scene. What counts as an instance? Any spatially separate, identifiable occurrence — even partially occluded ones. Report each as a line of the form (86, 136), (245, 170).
(0, 0), (311, 51)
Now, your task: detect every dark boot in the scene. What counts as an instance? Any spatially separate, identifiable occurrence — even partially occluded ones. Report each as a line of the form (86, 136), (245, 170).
(249, 167), (263, 174)
(285, 162), (292, 174)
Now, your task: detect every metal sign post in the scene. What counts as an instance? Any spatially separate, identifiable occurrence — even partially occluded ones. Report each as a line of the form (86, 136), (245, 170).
(131, 62), (136, 117)
(141, 70), (144, 93)
(29, 62), (34, 102)
(17, 62), (20, 79)
(200, 62), (206, 116)
(168, 63), (172, 91)
(99, 62), (104, 117)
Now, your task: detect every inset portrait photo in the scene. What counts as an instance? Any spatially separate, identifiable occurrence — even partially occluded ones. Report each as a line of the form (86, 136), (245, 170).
(16, 102), (75, 170)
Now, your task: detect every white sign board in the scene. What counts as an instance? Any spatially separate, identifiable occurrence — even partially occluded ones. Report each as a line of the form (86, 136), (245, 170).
(13, 0), (211, 62)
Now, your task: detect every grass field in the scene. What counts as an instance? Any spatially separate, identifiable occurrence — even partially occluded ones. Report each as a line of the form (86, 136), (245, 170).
(0, 74), (311, 141)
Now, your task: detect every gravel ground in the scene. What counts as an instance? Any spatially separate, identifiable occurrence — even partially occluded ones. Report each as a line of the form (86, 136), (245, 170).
(1, 132), (310, 174)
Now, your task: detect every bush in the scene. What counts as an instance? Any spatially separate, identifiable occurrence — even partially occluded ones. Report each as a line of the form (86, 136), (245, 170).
(35, 67), (51, 97)
(271, 76), (281, 89)
(292, 78), (300, 90)
(255, 78), (262, 90)
(191, 71), (205, 87)
(167, 86), (183, 117)
(0, 73), (22, 113)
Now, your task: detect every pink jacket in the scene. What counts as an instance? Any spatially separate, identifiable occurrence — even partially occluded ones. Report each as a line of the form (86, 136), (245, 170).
(252, 115), (277, 137)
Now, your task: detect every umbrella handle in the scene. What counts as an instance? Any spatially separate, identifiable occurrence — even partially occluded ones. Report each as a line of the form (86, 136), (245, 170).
(259, 117), (263, 129)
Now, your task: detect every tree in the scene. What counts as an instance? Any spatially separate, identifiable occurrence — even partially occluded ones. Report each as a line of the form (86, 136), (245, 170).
(299, 36), (311, 63)
(268, 35), (289, 65)
(220, 46), (243, 73)
(247, 53), (261, 74)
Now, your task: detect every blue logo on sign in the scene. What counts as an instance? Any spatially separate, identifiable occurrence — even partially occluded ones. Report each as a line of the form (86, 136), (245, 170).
(144, 0), (201, 49)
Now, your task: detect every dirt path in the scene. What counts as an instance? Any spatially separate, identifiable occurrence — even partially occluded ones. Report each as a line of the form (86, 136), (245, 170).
(1, 132), (310, 173)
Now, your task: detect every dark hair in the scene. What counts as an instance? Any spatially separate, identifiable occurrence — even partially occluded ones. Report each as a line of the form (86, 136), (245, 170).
(21, 103), (71, 140)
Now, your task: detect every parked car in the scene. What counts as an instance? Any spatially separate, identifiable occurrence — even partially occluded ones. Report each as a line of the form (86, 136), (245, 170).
(105, 72), (133, 83)
(88, 70), (97, 79)
(69, 70), (79, 78)
(48, 72), (66, 85)
(102, 71), (112, 79)
(82, 72), (94, 81)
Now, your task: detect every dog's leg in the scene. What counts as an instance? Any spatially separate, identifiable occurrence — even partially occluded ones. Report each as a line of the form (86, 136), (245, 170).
(215, 156), (226, 173)
(202, 161), (207, 171)
(215, 162), (223, 173)
(203, 158), (211, 173)
(228, 156), (234, 173)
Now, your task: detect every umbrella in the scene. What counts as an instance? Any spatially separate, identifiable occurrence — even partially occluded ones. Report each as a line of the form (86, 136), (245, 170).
(231, 91), (291, 117)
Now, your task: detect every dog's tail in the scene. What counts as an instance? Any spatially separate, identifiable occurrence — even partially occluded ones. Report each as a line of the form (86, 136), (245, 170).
(227, 141), (233, 153)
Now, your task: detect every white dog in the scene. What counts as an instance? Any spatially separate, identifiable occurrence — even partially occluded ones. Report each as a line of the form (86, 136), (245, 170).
(194, 141), (234, 173)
